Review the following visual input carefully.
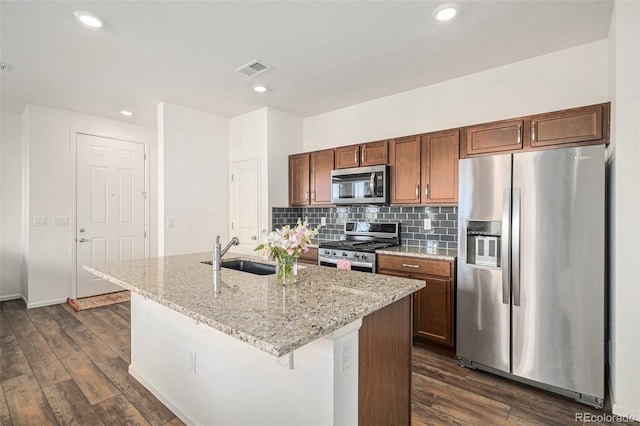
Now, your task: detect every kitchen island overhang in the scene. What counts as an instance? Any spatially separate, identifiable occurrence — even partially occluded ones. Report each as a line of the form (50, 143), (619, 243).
(84, 252), (425, 425)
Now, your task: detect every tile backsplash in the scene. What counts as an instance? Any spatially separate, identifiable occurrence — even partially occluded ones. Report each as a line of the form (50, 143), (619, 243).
(272, 206), (458, 250)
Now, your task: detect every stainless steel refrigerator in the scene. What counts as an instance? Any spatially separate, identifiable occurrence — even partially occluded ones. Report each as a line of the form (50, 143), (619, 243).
(457, 145), (604, 408)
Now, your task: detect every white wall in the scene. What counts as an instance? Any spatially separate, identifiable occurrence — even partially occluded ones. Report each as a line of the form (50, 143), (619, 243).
(0, 110), (22, 300)
(158, 102), (229, 256)
(229, 107), (303, 248)
(267, 108), (303, 214)
(608, 0), (640, 418)
(229, 107), (268, 252)
(303, 40), (609, 151)
(21, 104), (156, 307)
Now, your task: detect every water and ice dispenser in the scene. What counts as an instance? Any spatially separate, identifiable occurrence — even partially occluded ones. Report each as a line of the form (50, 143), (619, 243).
(466, 221), (502, 268)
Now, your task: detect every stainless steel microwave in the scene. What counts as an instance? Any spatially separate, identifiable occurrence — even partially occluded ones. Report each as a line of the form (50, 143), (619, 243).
(330, 165), (389, 205)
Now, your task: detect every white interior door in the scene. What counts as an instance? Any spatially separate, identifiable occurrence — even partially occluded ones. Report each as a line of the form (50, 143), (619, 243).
(76, 133), (146, 298)
(230, 158), (260, 254)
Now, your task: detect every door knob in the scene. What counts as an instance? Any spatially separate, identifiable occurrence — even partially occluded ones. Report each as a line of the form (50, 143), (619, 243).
(251, 235), (257, 240)
(78, 238), (88, 243)
(79, 228), (85, 233)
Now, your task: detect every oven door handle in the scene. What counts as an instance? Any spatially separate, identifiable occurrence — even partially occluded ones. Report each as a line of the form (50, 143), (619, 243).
(318, 257), (374, 268)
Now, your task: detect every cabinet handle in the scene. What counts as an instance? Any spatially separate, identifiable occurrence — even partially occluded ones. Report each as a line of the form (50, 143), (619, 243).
(312, 190), (316, 201)
(354, 148), (358, 164)
(415, 184), (420, 199)
(425, 184), (429, 198)
(402, 263), (420, 269)
(531, 122), (537, 142)
(362, 146), (366, 163)
(517, 124), (522, 145)
(305, 191), (309, 201)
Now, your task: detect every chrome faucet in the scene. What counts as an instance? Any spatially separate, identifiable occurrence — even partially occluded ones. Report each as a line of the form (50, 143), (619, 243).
(212, 236), (240, 271)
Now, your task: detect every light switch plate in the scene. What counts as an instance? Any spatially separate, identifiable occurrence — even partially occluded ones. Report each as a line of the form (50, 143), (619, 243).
(52, 216), (69, 226)
(321, 217), (327, 226)
(33, 216), (47, 226)
(423, 218), (432, 230)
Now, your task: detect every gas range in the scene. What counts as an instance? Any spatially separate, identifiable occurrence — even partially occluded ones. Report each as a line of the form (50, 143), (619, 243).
(318, 222), (399, 273)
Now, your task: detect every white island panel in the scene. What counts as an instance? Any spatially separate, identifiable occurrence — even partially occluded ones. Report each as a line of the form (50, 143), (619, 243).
(129, 292), (360, 426)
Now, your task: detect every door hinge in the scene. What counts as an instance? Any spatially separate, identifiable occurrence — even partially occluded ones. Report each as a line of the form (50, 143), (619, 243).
(144, 230), (147, 238)
(231, 222), (234, 229)
(231, 174), (234, 182)
(144, 153), (147, 160)
(141, 191), (147, 199)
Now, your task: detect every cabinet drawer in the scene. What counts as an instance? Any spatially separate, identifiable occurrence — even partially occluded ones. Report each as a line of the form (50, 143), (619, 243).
(378, 255), (451, 277)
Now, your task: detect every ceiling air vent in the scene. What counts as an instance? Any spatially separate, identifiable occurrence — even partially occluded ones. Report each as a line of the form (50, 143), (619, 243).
(234, 59), (271, 77)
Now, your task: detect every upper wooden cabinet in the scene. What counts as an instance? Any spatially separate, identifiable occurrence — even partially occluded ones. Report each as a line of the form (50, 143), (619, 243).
(310, 149), (334, 205)
(530, 103), (609, 148)
(288, 149), (334, 207)
(289, 153), (310, 206)
(390, 136), (422, 204)
(422, 130), (459, 204)
(391, 131), (459, 205)
(335, 140), (389, 169)
(463, 118), (524, 156)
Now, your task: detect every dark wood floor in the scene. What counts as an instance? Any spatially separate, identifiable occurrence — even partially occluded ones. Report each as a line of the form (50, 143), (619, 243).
(0, 299), (636, 425)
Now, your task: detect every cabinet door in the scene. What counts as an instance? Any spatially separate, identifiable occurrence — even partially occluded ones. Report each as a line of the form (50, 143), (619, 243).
(421, 130), (459, 204)
(360, 140), (388, 167)
(310, 149), (335, 205)
(335, 145), (360, 169)
(390, 136), (421, 204)
(531, 103), (607, 148)
(413, 277), (453, 346)
(464, 119), (524, 156)
(289, 153), (310, 206)
(298, 247), (318, 264)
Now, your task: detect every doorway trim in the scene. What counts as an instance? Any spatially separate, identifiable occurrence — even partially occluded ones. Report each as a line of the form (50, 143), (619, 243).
(69, 129), (150, 299)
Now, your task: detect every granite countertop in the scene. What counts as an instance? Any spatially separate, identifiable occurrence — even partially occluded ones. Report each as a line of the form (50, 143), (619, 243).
(83, 252), (424, 358)
(375, 245), (457, 261)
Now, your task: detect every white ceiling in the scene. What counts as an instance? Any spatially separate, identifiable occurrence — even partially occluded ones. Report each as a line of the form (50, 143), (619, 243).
(1, 1), (613, 127)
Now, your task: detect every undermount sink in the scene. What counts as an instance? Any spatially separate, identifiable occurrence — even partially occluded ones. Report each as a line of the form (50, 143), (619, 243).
(201, 259), (276, 276)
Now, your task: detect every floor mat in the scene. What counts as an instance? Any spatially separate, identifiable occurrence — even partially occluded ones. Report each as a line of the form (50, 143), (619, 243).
(67, 290), (131, 311)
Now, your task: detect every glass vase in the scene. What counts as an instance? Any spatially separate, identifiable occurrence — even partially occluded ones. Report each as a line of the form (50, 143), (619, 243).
(275, 256), (298, 285)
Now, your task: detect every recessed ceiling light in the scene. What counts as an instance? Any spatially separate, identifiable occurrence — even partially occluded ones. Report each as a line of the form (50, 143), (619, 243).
(74, 10), (103, 28)
(433, 3), (459, 21)
(120, 110), (133, 116)
(253, 85), (267, 93)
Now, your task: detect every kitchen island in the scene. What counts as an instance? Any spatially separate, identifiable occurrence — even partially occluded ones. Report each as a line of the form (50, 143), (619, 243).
(84, 252), (425, 426)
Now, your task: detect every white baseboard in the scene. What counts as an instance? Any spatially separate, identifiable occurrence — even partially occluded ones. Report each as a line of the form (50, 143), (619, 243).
(609, 376), (640, 420)
(128, 365), (196, 426)
(0, 294), (22, 302)
(26, 297), (68, 309)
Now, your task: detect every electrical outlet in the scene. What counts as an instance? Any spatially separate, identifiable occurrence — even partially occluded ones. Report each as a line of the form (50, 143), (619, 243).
(423, 218), (432, 230)
(167, 217), (175, 228)
(189, 351), (197, 373)
(340, 338), (353, 371)
(321, 217), (327, 226)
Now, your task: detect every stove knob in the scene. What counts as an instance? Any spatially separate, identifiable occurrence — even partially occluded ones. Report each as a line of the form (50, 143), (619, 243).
(342, 252), (348, 257)
(331, 251), (336, 256)
(361, 254), (368, 261)
(354, 254), (360, 259)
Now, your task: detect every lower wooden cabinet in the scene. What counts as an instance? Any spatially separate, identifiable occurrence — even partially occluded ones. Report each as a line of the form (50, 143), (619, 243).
(377, 254), (455, 349)
(298, 247), (318, 265)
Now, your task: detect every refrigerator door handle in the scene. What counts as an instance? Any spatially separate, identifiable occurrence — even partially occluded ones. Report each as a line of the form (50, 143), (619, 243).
(501, 188), (511, 304)
(512, 187), (522, 306)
